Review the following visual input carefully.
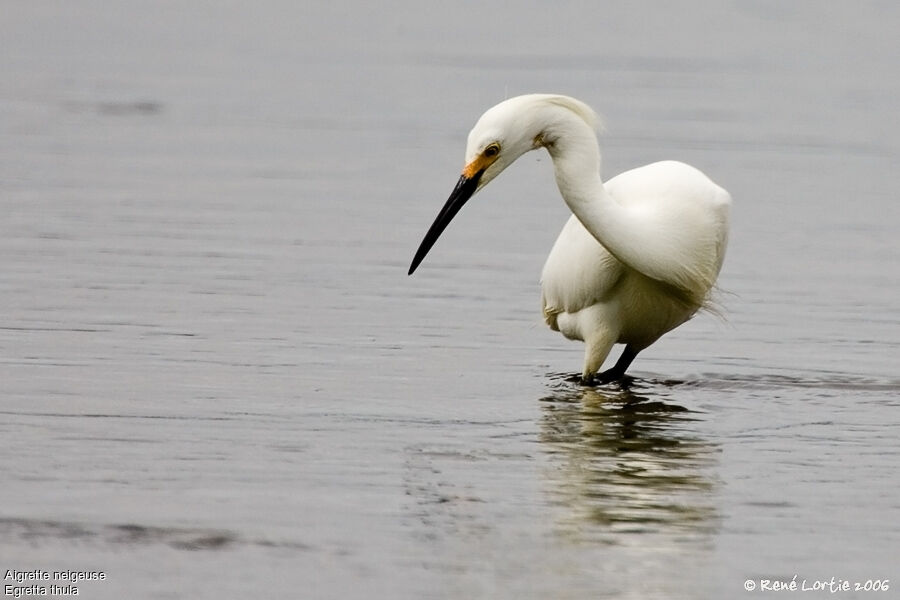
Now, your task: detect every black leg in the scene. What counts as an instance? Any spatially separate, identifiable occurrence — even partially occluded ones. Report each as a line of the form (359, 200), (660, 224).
(592, 345), (639, 384)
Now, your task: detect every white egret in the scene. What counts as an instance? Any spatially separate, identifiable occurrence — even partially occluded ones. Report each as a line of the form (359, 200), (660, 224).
(409, 94), (730, 383)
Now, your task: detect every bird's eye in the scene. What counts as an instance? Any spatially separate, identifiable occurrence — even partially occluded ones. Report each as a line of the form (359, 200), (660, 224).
(484, 143), (501, 158)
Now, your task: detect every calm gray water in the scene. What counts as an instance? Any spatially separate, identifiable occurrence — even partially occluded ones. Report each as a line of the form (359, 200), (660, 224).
(2, 1), (898, 598)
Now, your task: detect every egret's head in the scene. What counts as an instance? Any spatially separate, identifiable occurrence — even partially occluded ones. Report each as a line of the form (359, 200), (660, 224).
(461, 102), (541, 190)
(408, 94), (598, 275)
(462, 94), (599, 190)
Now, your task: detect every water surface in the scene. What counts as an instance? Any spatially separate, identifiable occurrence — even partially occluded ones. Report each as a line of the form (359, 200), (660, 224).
(1, 1), (898, 598)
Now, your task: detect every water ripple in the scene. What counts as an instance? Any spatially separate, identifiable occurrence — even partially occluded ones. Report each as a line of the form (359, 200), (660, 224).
(0, 517), (309, 553)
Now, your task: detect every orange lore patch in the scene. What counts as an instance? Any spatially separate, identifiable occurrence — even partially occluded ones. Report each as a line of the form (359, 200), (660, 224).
(462, 152), (498, 179)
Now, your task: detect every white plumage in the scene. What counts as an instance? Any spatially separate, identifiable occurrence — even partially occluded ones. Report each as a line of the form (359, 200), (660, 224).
(409, 94), (731, 383)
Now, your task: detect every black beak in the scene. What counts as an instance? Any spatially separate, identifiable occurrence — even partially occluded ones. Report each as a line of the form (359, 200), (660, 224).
(408, 170), (483, 275)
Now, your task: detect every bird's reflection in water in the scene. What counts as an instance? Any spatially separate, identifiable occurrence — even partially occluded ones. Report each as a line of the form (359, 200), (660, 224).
(540, 375), (720, 542)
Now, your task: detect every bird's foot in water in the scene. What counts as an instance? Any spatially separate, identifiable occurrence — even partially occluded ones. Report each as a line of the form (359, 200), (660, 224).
(578, 345), (639, 387)
(565, 373), (624, 385)
(580, 369), (633, 387)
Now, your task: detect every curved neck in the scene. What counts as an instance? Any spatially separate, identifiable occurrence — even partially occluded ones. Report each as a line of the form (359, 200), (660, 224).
(544, 116), (703, 298)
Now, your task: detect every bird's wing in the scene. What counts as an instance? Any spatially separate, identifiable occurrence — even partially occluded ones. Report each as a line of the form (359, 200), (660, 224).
(602, 161), (731, 301)
(540, 214), (625, 330)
